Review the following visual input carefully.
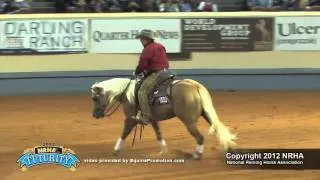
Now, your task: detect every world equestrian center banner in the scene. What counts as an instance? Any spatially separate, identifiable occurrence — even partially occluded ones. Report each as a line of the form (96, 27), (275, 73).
(0, 19), (88, 54)
(0, 15), (319, 55)
(181, 18), (274, 52)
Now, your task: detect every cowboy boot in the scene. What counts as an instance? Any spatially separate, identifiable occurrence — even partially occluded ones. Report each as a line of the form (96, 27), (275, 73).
(138, 112), (150, 125)
(131, 110), (149, 125)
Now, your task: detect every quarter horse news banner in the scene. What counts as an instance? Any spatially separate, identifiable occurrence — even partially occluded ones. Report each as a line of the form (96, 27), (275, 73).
(0, 19), (88, 53)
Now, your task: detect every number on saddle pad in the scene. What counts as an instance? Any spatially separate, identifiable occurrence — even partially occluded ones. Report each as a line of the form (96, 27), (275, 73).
(149, 72), (176, 106)
(134, 70), (176, 107)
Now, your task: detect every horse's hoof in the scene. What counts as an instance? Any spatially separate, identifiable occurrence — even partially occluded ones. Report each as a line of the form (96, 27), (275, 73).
(158, 150), (167, 156)
(159, 151), (166, 155)
(159, 147), (168, 155)
(191, 152), (202, 160)
(152, 150), (168, 157)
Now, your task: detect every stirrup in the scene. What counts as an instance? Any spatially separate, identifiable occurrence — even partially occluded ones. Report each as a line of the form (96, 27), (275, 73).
(131, 111), (149, 125)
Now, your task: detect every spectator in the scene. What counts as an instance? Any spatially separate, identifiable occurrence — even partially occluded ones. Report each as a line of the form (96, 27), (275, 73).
(247, 0), (282, 11)
(2, 0), (19, 13)
(299, 0), (309, 9)
(118, 0), (129, 11)
(189, 0), (198, 10)
(74, 0), (86, 12)
(168, 0), (180, 12)
(55, 0), (78, 13)
(83, 0), (93, 12)
(105, 0), (121, 12)
(84, 0), (107, 12)
(159, 0), (180, 12)
(306, 0), (320, 10)
(94, 0), (107, 12)
(179, 0), (193, 12)
(15, 0), (31, 12)
(197, 0), (218, 12)
(127, 0), (141, 12)
(56, 0), (67, 13)
(141, 0), (156, 12)
(159, 0), (167, 11)
(282, 0), (301, 11)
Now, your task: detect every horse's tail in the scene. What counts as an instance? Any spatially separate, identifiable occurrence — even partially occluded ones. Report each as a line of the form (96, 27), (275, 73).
(183, 79), (238, 150)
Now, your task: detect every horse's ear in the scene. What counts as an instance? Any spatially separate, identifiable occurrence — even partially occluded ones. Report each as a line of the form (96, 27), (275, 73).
(93, 86), (103, 94)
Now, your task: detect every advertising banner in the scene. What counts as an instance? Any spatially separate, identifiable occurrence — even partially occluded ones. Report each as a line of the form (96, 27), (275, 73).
(275, 17), (320, 51)
(181, 18), (274, 51)
(0, 19), (88, 54)
(90, 19), (181, 53)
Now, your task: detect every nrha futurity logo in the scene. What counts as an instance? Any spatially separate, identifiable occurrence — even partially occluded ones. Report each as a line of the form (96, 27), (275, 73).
(17, 143), (80, 171)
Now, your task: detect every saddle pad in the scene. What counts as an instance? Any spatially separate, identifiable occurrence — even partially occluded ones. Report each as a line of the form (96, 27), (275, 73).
(150, 79), (174, 106)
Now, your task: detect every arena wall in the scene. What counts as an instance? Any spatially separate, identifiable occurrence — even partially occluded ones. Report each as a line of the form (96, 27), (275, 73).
(1, 12), (320, 96)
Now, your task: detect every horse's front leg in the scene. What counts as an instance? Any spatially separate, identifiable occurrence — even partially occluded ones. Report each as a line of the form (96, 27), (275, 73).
(151, 120), (168, 155)
(113, 117), (137, 155)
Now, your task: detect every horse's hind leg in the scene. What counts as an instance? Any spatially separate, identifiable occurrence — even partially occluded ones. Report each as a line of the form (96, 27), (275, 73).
(151, 120), (168, 155)
(183, 122), (204, 160)
(113, 118), (137, 155)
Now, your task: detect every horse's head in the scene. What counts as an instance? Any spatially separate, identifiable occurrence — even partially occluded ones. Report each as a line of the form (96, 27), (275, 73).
(90, 78), (133, 119)
(91, 85), (107, 119)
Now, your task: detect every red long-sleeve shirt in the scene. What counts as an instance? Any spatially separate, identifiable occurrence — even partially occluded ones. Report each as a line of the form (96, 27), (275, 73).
(135, 41), (169, 75)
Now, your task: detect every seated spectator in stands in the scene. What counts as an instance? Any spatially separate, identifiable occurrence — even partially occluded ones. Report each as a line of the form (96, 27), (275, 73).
(118, 0), (129, 11)
(56, 0), (78, 13)
(69, 0), (81, 12)
(74, 0), (86, 12)
(83, 0), (93, 12)
(247, 0), (292, 11)
(305, 0), (320, 10)
(105, 0), (121, 12)
(94, 0), (108, 12)
(84, 0), (108, 12)
(299, 0), (309, 9)
(2, 0), (19, 13)
(282, 0), (301, 11)
(15, 0), (31, 12)
(168, 0), (180, 11)
(141, 0), (157, 12)
(56, 0), (67, 12)
(159, 0), (180, 12)
(247, 0), (280, 11)
(159, 0), (167, 11)
(127, 0), (141, 12)
(197, 0), (218, 12)
(179, 0), (193, 12)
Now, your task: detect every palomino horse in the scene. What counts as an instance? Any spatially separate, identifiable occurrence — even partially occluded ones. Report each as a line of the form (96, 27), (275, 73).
(91, 77), (237, 159)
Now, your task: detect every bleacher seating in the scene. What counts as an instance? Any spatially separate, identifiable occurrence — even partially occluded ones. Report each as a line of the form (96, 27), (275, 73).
(216, 0), (246, 11)
(1, 0), (247, 14)
(30, 0), (55, 13)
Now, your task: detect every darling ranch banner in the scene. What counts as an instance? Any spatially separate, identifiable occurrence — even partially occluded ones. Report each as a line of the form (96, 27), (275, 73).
(0, 19), (88, 54)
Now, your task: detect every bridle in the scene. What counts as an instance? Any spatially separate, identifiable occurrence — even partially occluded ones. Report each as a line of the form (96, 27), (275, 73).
(103, 77), (133, 117)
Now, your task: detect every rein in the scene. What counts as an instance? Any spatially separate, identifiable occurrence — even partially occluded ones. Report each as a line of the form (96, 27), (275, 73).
(102, 77), (144, 147)
(104, 78), (133, 117)
(104, 100), (123, 117)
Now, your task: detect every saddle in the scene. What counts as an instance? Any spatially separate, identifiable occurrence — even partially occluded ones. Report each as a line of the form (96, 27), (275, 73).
(134, 70), (176, 107)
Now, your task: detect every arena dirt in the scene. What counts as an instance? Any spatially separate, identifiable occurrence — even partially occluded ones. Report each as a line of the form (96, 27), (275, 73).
(0, 91), (320, 180)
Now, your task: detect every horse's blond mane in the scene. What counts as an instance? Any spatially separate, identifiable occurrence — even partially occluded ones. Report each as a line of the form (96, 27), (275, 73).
(91, 78), (136, 104)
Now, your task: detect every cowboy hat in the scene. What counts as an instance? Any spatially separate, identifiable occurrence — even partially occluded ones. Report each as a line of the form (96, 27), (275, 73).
(136, 29), (155, 40)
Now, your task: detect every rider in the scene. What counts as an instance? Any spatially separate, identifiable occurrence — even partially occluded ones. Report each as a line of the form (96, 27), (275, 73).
(132, 29), (170, 125)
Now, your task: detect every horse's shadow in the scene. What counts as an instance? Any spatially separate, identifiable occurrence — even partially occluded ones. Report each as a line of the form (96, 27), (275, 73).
(73, 141), (226, 162)
(173, 150), (194, 159)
